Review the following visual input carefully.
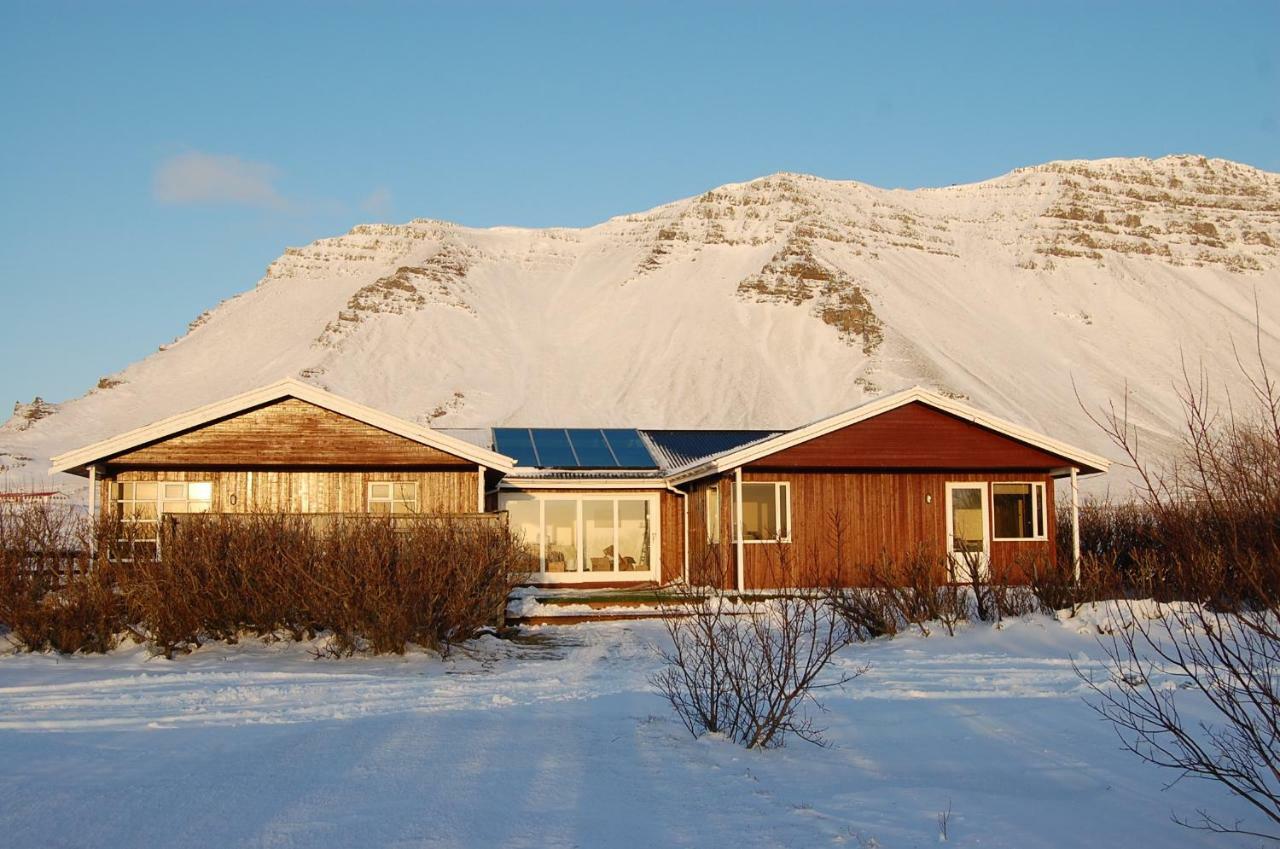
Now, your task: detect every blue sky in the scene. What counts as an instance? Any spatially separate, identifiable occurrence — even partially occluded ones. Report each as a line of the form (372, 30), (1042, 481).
(1, 1), (1276, 410)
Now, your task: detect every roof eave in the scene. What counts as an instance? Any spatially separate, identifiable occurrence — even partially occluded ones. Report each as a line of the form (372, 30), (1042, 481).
(48, 378), (515, 476)
(662, 386), (1111, 481)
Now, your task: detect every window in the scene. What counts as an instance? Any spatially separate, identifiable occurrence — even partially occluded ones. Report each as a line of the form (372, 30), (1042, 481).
(368, 482), (419, 515)
(733, 481), (791, 542)
(115, 480), (212, 558)
(498, 494), (656, 578)
(706, 486), (721, 544)
(992, 482), (1046, 540)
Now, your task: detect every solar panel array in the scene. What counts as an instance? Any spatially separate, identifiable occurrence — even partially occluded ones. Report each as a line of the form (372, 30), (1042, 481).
(493, 428), (657, 469)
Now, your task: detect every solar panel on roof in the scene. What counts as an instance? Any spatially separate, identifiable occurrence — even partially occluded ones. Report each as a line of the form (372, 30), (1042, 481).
(602, 429), (656, 468)
(565, 429), (617, 467)
(529, 429), (578, 467)
(497, 427), (658, 469)
(493, 428), (539, 466)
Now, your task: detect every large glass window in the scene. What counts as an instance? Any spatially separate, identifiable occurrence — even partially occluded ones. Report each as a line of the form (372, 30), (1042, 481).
(544, 500), (579, 573)
(617, 500), (651, 571)
(992, 482), (1046, 540)
(505, 497), (542, 562)
(499, 495), (656, 577)
(583, 499), (615, 572)
(733, 481), (791, 542)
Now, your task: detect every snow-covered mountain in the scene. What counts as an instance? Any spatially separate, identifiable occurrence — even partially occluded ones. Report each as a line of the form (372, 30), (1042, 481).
(5, 155), (1279, 495)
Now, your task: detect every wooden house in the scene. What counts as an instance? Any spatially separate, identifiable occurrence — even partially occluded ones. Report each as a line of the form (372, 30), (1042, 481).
(51, 380), (1108, 589)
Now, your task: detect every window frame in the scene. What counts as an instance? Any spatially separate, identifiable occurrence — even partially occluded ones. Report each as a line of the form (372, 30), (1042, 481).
(113, 479), (213, 560)
(706, 486), (721, 545)
(367, 481), (420, 515)
(497, 492), (660, 582)
(732, 480), (792, 544)
(990, 481), (1048, 542)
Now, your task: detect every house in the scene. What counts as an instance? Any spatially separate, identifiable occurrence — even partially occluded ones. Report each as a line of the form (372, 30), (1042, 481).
(49, 379), (1109, 589)
(0, 490), (71, 512)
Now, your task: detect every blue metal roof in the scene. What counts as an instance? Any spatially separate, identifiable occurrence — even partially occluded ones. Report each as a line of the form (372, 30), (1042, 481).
(640, 430), (780, 471)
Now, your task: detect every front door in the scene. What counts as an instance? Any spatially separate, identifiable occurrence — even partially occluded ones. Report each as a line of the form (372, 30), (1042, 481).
(945, 482), (989, 581)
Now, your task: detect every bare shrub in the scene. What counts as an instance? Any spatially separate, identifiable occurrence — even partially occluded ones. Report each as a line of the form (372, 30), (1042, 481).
(871, 548), (966, 636)
(953, 549), (995, 623)
(651, 550), (864, 748)
(1080, 598), (1280, 839)
(830, 586), (899, 640)
(0, 504), (125, 654)
(307, 516), (530, 656)
(1077, 326), (1280, 838)
(987, 563), (1040, 621)
(125, 513), (532, 658)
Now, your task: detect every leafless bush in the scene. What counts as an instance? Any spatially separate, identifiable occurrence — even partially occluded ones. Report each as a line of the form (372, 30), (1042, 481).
(1080, 597), (1280, 840)
(859, 548), (966, 637)
(1077, 324), (1280, 838)
(953, 549), (995, 624)
(1056, 499), (1161, 579)
(0, 504), (125, 653)
(124, 514), (533, 658)
(651, 551), (864, 748)
(4, 506), (532, 658)
(830, 586), (899, 640)
(987, 563), (1040, 621)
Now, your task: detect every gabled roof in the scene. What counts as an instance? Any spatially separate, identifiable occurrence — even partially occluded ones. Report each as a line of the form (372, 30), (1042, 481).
(665, 386), (1110, 483)
(49, 378), (516, 476)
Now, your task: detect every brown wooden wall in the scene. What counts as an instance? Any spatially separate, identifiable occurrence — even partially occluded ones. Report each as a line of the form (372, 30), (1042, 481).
(756, 402), (1072, 470)
(684, 470), (1057, 590)
(98, 468), (480, 516)
(659, 490), (684, 585)
(106, 398), (472, 468)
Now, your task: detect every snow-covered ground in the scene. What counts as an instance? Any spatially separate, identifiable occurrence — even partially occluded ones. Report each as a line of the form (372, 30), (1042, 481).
(0, 610), (1264, 848)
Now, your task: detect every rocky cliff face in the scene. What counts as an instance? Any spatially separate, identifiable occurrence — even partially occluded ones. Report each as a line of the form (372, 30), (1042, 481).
(5, 155), (1278, 493)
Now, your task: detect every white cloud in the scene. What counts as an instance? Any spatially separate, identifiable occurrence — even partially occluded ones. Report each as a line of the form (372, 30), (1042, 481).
(360, 186), (393, 218)
(153, 151), (288, 209)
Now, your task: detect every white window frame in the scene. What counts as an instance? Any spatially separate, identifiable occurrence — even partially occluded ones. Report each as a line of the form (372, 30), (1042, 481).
(497, 492), (660, 583)
(945, 481), (990, 581)
(732, 481), (792, 544)
(114, 479), (213, 560)
(367, 481), (420, 514)
(706, 486), (721, 545)
(990, 481), (1048, 541)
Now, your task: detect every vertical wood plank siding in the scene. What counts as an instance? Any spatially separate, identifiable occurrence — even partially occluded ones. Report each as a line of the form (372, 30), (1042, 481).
(99, 469), (478, 515)
(687, 470), (1057, 590)
(659, 490), (684, 584)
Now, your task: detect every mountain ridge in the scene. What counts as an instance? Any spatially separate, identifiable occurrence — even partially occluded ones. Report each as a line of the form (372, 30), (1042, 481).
(4, 154), (1279, 494)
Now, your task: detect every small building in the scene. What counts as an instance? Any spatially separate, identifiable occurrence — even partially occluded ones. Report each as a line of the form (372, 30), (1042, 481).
(0, 489), (71, 512)
(50, 379), (1108, 589)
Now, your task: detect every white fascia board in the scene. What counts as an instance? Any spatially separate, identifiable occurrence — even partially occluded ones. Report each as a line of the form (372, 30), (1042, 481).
(50, 377), (514, 476)
(498, 476), (669, 490)
(664, 386), (1110, 485)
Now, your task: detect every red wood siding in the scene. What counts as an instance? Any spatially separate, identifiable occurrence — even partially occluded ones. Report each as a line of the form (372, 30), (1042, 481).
(690, 470), (1057, 590)
(749, 402), (1072, 470)
(660, 490), (685, 584)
